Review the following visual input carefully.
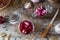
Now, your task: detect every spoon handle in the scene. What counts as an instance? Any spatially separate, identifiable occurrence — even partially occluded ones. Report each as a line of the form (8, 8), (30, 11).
(40, 24), (52, 38)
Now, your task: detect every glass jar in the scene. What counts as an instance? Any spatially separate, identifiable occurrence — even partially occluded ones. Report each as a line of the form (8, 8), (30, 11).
(43, 2), (53, 13)
(9, 10), (21, 24)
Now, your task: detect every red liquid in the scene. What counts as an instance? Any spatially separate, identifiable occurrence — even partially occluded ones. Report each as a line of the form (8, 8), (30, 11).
(19, 21), (33, 34)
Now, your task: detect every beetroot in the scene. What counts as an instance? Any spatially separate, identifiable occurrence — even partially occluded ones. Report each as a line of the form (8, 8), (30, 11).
(35, 6), (46, 17)
(0, 16), (5, 24)
(19, 21), (33, 34)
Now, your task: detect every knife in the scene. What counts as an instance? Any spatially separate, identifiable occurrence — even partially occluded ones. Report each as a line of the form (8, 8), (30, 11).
(40, 9), (59, 38)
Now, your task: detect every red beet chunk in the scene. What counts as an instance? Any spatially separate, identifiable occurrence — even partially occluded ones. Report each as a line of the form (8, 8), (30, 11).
(0, 16), (5, 24)
(19, 21), (33, 34)
(35, 6), (46, 17)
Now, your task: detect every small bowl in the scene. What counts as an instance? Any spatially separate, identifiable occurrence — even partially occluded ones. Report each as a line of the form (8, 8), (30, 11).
(18, 20), (34, 35)
(32, 5), (47, 18)
(55, 23), (60, 34)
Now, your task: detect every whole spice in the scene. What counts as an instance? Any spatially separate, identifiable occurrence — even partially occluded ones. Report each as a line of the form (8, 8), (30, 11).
(0, 0), (11, 10)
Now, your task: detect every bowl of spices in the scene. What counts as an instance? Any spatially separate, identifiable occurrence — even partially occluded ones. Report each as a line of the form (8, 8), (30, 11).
(0, 0), (11, 10)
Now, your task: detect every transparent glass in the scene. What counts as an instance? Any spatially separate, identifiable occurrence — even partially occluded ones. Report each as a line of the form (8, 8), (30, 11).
(9, 10), (21, 24)
(43, 2), (53, 13)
